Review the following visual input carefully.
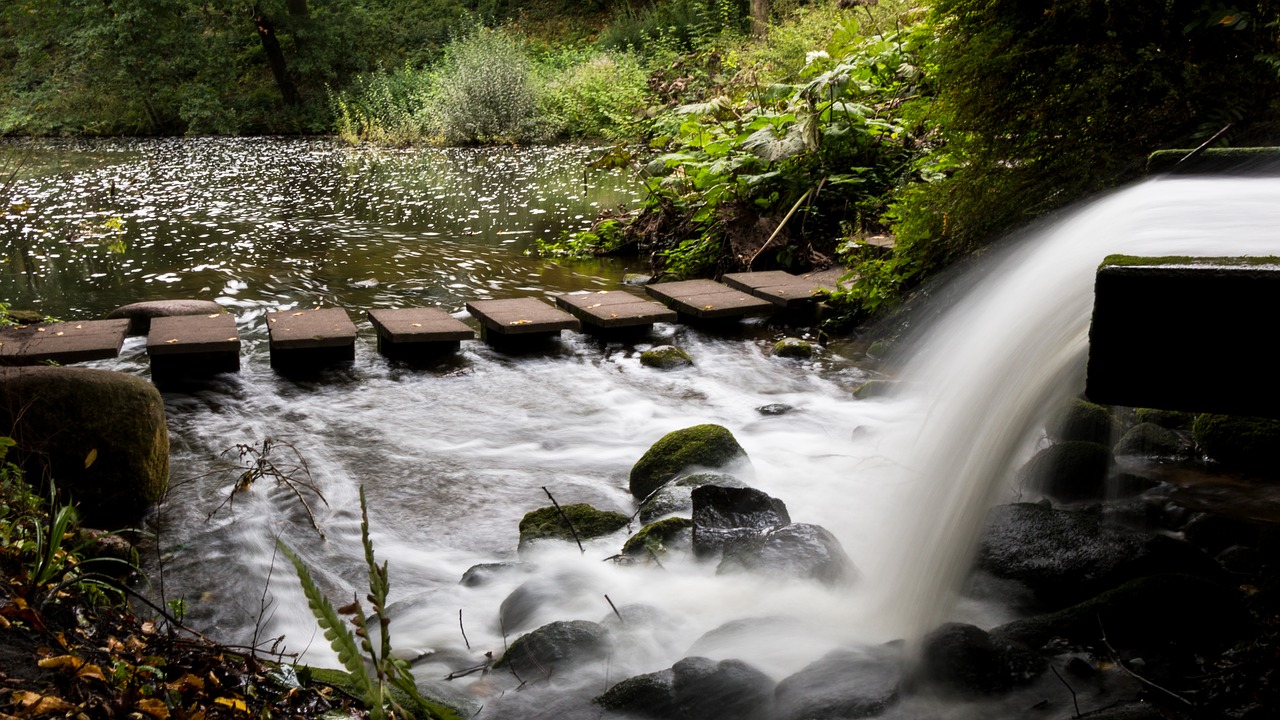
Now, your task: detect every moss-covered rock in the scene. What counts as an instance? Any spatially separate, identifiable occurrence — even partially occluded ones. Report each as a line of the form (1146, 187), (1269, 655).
(1135, 408), (1194, 429)
(852, 380), (897, 400)
(629, 424), (749, 500)
(595, 669), (676, 715)
(622, 517), (693, 556)
(1114, 422), (1186, 457)
(772, 338), (814, 359)
(517, 503), (629, 550)
(640, 345), (693, 369)
(0, 367), (168, 527)
(638, 471), (745, 523)
(1049, 399), (1114, 444)
(1019, 441), (1112, 502)
(1192, 413), (1280, 473)
(495, 620), (611, 676)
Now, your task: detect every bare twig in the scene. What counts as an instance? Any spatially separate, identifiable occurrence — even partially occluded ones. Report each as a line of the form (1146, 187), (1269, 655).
(541, 486), (584, 554)
(1049, 663), (1081, 718)
(459, 608), (471, 651)
(1098, 617), (1194, 707)
(1174, 124), (1234, 168)
(646, 547), (666, 570)
(749, 185), (815, 268)
(604, 595), (623, 623)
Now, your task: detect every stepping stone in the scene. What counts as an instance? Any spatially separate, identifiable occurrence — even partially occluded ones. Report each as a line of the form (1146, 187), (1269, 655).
(266, 307), (357, 371)
(465, 297), (580, 346)
(147, 313), (241, 387)
(108, 299), (227, 336)
(554, 290), (677, 333)
(367, 307), (474, 360)
(721, 270), (845, 310)
(644, 279), (773, 321)
(0, 319), (130, 366)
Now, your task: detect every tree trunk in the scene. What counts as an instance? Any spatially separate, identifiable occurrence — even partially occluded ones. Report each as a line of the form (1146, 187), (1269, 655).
(750, 0), (768, 37)
(252, 5), (300, 105)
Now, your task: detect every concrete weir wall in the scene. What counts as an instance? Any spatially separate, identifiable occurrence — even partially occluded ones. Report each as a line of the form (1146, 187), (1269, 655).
(1086, 255), (1280, 418)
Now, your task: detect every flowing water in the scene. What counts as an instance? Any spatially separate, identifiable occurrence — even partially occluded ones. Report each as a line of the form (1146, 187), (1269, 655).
(4, 137), (1280, 718)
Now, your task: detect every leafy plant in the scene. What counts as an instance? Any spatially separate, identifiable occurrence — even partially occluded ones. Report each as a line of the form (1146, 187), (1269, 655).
(279, 488), (459, 720)
(426, 25), (542, 144)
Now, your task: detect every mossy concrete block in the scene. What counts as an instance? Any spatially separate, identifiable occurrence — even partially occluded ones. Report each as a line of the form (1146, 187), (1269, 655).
(629, 424), (749, 500)
(772, 337), (814, 359)
(1087, 255), (1280, 418)
(1192, 413), (1280, 472)
(0, 367), (168, 527)
(517, 503), (629, 550)
(1147, 147), (1280, 175)
(622, 517), (693, 556)
(640, 345), (693, 369)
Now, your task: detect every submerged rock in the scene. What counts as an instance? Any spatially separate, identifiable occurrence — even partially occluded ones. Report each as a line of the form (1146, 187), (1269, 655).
(629, 424), (750, 500)
(1019, 441), (1113, 502)
(718, 522), (859, 586)
(691, 485), (790, 559)
(595, 669), (676, 716)
(755, 403), (794, 416)
(517, 503), (629, 552)
(774, 646), (901, 720)
(910, 622), (1044, 696)
(459, 561), (529, 587)
(638, 472), (745, 523)
(495, 620), (610, 678)
(640, 345), (694, 369)
(977, 503), (1225, 608)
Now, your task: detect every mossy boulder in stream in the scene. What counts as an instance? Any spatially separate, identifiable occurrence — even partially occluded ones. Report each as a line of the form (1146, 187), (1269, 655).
(1114, 422), (1186, 457)
(1192, 413), (1280, 473)
(0, 367), (168, 526)
(1048, 399), (1114, 444)
(517, 503), (629, 551)
(640, 345), (694, 369)
(629, 424), (749, 500)
(772, 338), (814, 359)
(495, 620), (611, 677)
(1019, 441), (1113, 502)
(638, 471), (745, 523)
(622, 517), (693, 556)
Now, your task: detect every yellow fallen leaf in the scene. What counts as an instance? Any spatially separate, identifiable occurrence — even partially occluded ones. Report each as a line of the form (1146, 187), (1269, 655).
(165, 673), (205, 692)
(135, 697), (170, 719)
(291, 312), (305, 316)
(37, 327), (46, 332)
(36, 654), (82, 670)
(84, 449), (97, 469)
(14, 691), (77, 714)
(225, 337), (236, 342)
(704, 305), (715, 310)
(410, 323), (422, 327)
(165, 338), (178, 344)
(75, 325), (83, 329)
(55, 332), (64, 337)
(610, 313), (618, 318)
(213, 697), (247, 713)
(510, 320), (530, 325)
(207, 313), (220, 318)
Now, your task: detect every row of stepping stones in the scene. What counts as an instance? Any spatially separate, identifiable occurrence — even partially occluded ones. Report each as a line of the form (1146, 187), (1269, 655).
(0, 271), (849, 385)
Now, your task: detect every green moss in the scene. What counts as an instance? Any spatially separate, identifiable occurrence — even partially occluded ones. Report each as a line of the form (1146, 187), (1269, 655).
(1135, 408), (1194, 429)
(852, 379), (896, 400)
(1049, 399), (1114, 444)
(772, 338), (815, 359)
(640, 345), (694, 369)
(1114, 422), (1184, 457)
(298, 667), (463, 720)
(1147, 147), (1280, 174)
(1021, 441), (1113, 502)
(1192, 414), (1280, 473)
(621, 517), (693, 556)
(518, 503), (630, 548)
(1100, 254), (1280, 269)
(628, 424), (749, 500)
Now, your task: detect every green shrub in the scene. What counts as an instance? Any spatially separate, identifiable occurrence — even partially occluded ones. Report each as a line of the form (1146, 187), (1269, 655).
(539, 50), (651, 139)
(330, 66), (434, 145)
(598, 0), (748, 55)
(426, 26), (542, 144)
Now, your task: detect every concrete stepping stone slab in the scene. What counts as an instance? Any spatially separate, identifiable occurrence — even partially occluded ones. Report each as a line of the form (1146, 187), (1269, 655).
(554, 290), (677, 332)
(722, 270), (841, 309)
(147, 313), (240, 387)
(367, 307), (474, 360)
(0, 319), (130, 366)
(466, 297), (580, 346)
(266, 307), (357, 371)
(108, 299), (227, 335)
(645, 279), (774, 321)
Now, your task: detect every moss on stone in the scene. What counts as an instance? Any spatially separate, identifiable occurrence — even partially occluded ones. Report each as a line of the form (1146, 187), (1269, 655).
(1100, 254), (1280, 269)
(1021, 441), (1113, 502)
(628, 424), (749, 500)
(622, 517), (693, 556)
(1135, 408), (1194, 429)
(1049, 399), (1114, 444)
(772, 337), (814, 359)
(640, 345), (693, 369)
(1114, 422), (1185, 457)
(518, 503), (630, 548)
(1192, 413), (1280, 473)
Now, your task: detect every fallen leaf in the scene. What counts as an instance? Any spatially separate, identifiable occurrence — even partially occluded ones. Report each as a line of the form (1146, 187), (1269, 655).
(704, 305), (715, 310)
(140, 620), (156, 635)
(410, 323), (422, 328)
(84, 449), (98, 469)
(135, 698), (169, 719)
(165, 673), (205, 693)
(213, 697), (247, 713)
(207, 313), (220, 318)
(291, 312), (305, 317)
(54, 332), (64, 337)
(13, 691), (77, 715)
(164, 338), (178, 344)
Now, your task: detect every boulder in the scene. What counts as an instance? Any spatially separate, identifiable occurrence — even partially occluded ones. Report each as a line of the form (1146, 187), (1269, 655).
(691, 485), (789, 560)
(1134, 408), (1193, 430)
(517, 503), (629, 552)
(672, 656), (775, 720)
(1019, 441), (1112, 502)
(638, 472), (745, 523)
(499, 571), (593, 633)
(622, 517), (693, 556)
(755, 403), (794, 416)
(1113, 422), (1186, 457)
(495, 620), (610, 678)
(629, 424), (750, 500)
(1049, 399), (1115, 444)
(107, 299), (226, 335)
(0, 367), (168, 526)
(772, 338), (814, 359)
(718, 523), (859, 587)
(774, 647), (901, 720)
(459, 561), (529, 587)
(909, 622), (1044, 696)
(1192, 413), (1280, 473)
(595, 669), (676, 716)
(640, 345), (694, 369)
(977, 503), (1226, 609)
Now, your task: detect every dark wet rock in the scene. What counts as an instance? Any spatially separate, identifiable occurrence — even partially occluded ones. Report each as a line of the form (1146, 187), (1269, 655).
(1049, 399), (1115, 444)
(1192, 413), (1280, 473)
(517, 503), (629, 552)
(852, 379), (896, 400)
(1070, 702), (1165, 720)
(1114, 422), (1186, 457)
(772, 337), (814, 359)
(718, 523), (859, 587)
(910, 623), (1045, 696)
(1135, 408), (1194, 430)
(498, 572), (592, 634)
(0, 367), (168, 527)
(639, 472), (746, 523)
(774, 647), (901, 720)
(622, 517), (693, 556)
(630, 424), (750, 500)
(594, 669), (676, 716)
(992, 574), (1255, 659)
(672, 656), (775, 720)
(691, 485), (790, 560)
(1019, 441), (1113, 502)
(598, 603), (678, 631)
(459, 561), (528, 587)
(494, 620), (610, 678)
(107, 298), (226, 335)
(686, 616), (805, 660)
(977, 503), (1225, 608)
(756, 403), (794, 416)
(640, 345), (694, 369)
(75, 528), (139, 576)
(1183, 513), (1261, 556)
(1216, 545), (1263, 574)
